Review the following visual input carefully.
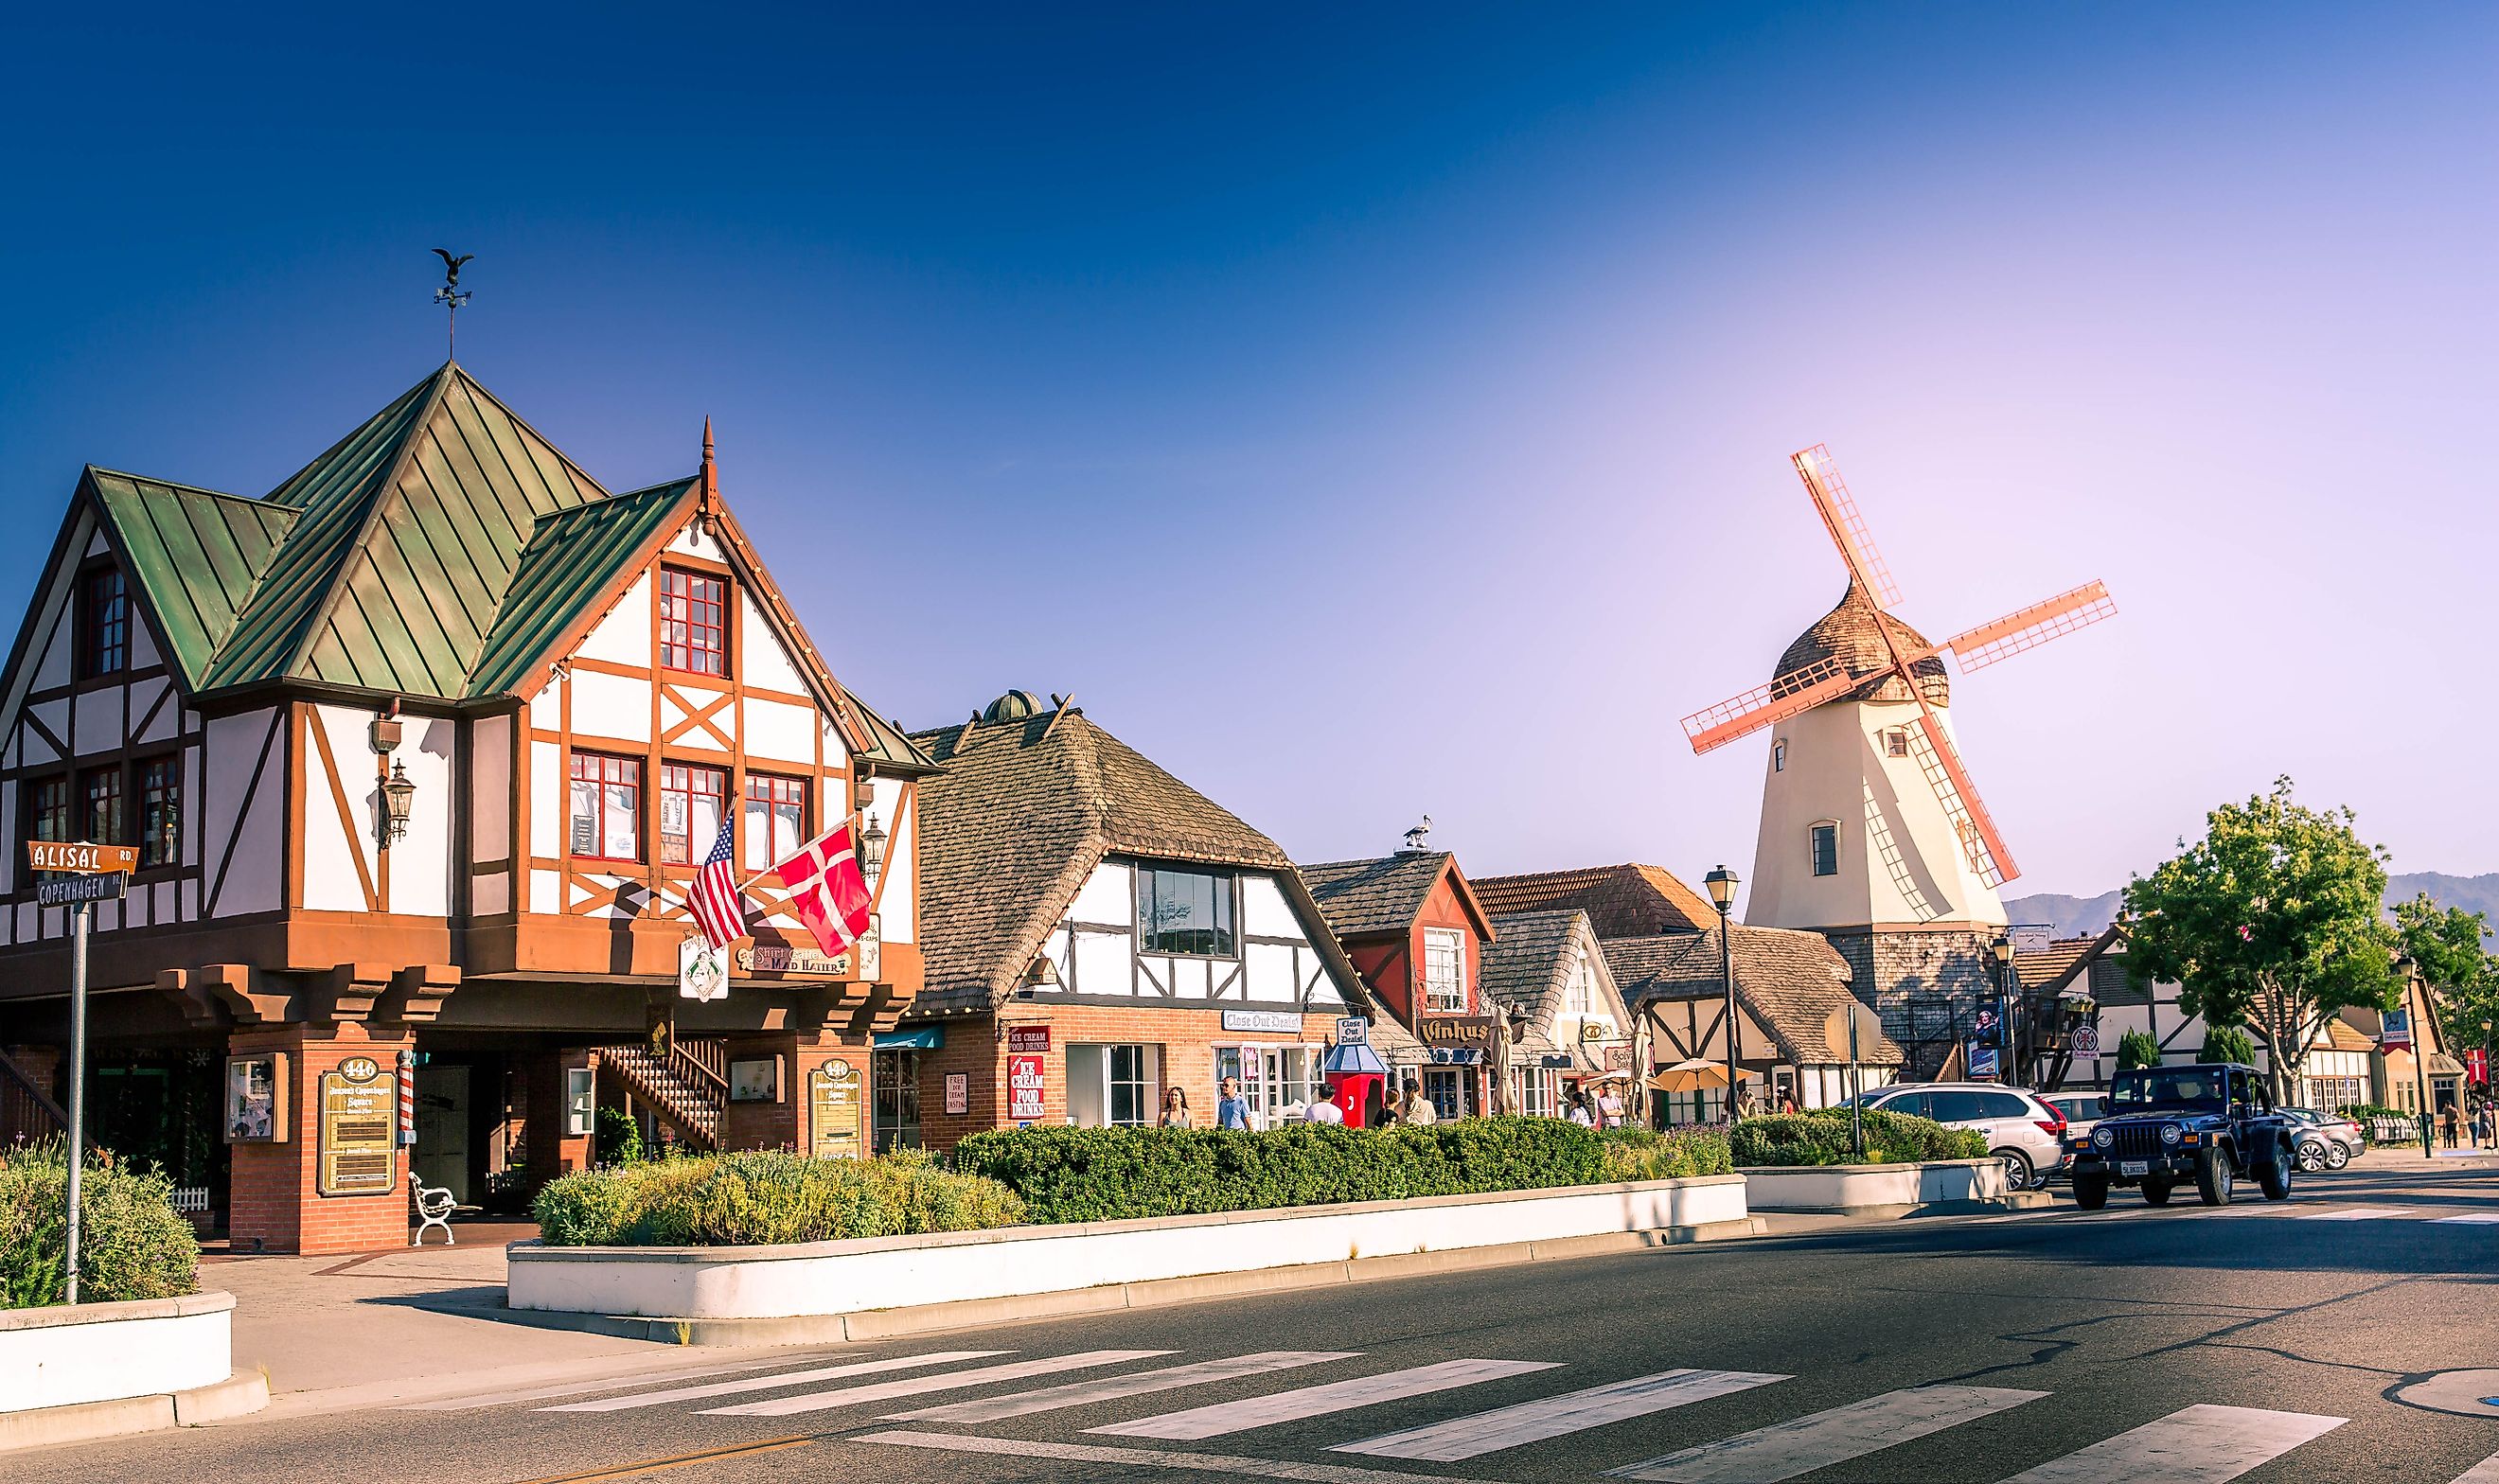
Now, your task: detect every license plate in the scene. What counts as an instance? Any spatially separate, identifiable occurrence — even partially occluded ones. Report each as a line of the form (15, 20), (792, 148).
(2119, 1160), (2150, 1176)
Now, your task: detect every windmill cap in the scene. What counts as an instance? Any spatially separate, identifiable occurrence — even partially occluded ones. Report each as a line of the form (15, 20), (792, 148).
(1775, 579), (1950, 706)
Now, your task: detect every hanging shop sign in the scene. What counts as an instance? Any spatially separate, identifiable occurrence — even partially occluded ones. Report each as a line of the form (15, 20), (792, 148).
(679, 935), (731, 1002)
(1222, 1009), (1300, 1034)
(2072, 1023), (2101, 1058)
(318, 1056), (397, 1195)
(1334, 1016), (1369, 1046)
(739, 943), (851, 976)
(1006, 1025), (1051, 1053)
(807, 1059), (864, 1159)
(1417, 1016), (1497, 1054)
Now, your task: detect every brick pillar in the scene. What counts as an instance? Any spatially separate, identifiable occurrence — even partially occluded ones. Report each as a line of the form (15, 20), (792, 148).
(525, 1049), (597, 1188)
(226, 1021), (415, 1255)
(717, 1032), (872, 1156)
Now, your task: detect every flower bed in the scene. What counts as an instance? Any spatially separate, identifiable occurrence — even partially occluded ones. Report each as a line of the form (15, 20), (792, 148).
(1728, 1108), (1987, 1168)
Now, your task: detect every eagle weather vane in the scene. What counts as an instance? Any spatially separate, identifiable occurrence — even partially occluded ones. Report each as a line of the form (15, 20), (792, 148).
(431, 249), (473, 358)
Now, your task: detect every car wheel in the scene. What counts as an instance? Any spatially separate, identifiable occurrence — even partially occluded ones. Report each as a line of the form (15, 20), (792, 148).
(2142, 1178), (2175, 1205)
(2325, 1141), (2350, 1171)
(2072, 1174), (2109, 1210)
(1994, 1148), (2033, 1192)
(2296, 1140), (2328, 1173)
(2196, 1147), (2235, 1206)
(2259, 1150), (2293, 1200)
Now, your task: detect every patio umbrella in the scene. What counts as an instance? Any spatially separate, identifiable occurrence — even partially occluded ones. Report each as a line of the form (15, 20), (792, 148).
(1645, 1058), (1730, 1093)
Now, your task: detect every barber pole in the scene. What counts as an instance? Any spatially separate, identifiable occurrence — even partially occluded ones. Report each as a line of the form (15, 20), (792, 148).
(399, 1050), (417, 1147)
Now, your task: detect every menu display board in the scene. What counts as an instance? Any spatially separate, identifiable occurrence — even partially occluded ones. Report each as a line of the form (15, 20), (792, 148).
(224, 1053), (288, 1143)
(808, 1059), (864, 1160)
(318, 1055), (397, 1196)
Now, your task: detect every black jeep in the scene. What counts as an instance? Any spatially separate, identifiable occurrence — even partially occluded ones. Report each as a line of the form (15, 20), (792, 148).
(2063, 1062), (2296, 1210)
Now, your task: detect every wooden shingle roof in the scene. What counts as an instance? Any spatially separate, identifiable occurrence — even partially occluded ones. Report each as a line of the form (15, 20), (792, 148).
(1777, 579), (1950, 704)
(1300, 853), (1452, 938)
(1472, 863), (1718, 936)
(1604, 926), (1905, 1067)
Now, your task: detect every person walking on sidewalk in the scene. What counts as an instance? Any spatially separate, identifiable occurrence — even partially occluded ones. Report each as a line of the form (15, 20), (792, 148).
(2440, 1101), (2461, 1150)
(1399, 1077), (1439, 1126)
(1215, 1076), (1251, 1131)
(2477, 1102), (2495, 1149)
(1161, 1086), (1194, 1128)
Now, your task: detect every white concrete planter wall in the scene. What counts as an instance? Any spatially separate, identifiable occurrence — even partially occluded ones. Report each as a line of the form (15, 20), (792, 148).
(509, 1175), (1748, 1321)
(0, 1292), (233, 1414)
(1740, 1158), (2008, 1211)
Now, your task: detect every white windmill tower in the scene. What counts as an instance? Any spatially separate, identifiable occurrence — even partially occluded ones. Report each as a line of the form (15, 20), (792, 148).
(1678, 447), (2116, 1069)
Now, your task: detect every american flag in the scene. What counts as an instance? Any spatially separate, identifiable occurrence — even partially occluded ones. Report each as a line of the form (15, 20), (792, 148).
(687, 815), (746, 950)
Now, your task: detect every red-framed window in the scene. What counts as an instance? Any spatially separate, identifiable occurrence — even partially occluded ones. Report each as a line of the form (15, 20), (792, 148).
(80, 766), (123, 846)
(80, 567), (128, 680)
(660, 568), (728, 677)
(138, 756), (181, 869)
(658, 763), (729, 865)
(567, 752), (642, 862)
(743, 773), (807, 873)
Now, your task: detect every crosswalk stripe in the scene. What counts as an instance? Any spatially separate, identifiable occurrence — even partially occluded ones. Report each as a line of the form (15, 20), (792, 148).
(397, 1357), (811, 1410)
(704, 1350), (1175, 1418)
(889, 1352), (1358, 1422)
(1608, 1384), (2046, 1482)
(2433, 1213), (2499, 1224)
(1090, 1358), (1560, 1440)
(2452, 1449), (2499, 1483)
(1996, 1404), (2344, 1482)
(2298, 1207), (2419, 1220)
(861, 1428), (1486, 1483)
(1333, 1369), (1790, 1462)
(541, 1350), (1008, 1413)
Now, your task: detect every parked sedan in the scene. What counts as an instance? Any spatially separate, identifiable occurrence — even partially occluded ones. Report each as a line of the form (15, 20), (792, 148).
(2282, 1106), (2363, 1171)
(1850, 1083), (2067, 1190)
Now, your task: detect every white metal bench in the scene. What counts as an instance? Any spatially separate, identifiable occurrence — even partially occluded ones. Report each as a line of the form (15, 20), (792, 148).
(412, 1179), (456, 1246)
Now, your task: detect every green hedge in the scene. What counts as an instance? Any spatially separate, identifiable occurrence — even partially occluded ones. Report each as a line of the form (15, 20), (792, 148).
(952, 1118), (1642, 1224)
(0, 1141), (200, 1308)
(533, 1149), (1023, 1247)
(1728, 1107), (1989, 1168)
(1599, 1127), (1735, 1181)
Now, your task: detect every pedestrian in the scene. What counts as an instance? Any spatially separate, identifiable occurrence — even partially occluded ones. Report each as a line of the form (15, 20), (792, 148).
(1566, 1087), (1595, 1126)
(1733, 1081), (1759, 1122)
(1367, 1082), (1392, 1127)
(1778, 1089), (1799, 1116)
(1160, 1086), (1194, 1129)
(2439, 1101), (2461, 1150)
(2477, 1102), (2495, 1149)
(1596, 1082), (1624, 1129)
(1399, 1077), (1440, 1126)
(1306, 1084), (1345, 1125)
(1215, 1075), (1251, 1131)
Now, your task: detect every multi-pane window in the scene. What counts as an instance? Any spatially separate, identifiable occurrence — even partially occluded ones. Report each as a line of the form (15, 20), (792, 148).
(1884, 729), (1911, 758)
(660, 568), (728, 676)
(1423, 927), (1466, 1012)
(568, 752), (642, 861)
(26, 777), (68, 846)
(138, 757), (180, 868)
(80, 567), (127, 679)
(743, 773), (806, 872)
(873, 1050), (923, 1153)
(1422, 1067), (1466, 1121)
(657, 763), (729, 865)
(1136, 865), (1235, 957)
(1810, 822), (1839, 876)
(1108, 1044), (1151, 1126)
(80, 767), (123, 847)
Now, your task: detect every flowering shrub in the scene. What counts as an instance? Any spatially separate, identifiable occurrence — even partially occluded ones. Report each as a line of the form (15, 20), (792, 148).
(0, 1140), (200, 1308)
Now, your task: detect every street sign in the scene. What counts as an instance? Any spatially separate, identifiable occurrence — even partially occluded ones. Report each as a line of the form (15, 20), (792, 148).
(26, 840), (138, 874)
(37, 874), (126, 908)
(1971, 1046), (2001, 1079)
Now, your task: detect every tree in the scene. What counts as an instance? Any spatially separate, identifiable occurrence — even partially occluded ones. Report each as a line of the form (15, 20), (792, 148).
(2200, 1024), (2258, 1066)
(2392, 892), (2499, 1055)
(2116, 1029), (2161, 1070)
(2120, 777), (2399, 1104)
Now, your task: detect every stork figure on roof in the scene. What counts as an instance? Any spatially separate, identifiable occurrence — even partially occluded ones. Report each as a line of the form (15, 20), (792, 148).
(1680, 447), (2115, 1077)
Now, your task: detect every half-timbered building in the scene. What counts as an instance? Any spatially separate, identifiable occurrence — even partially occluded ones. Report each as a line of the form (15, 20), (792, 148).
(0, 362), (932, 1252)
(1302, 841), (1502, 1120)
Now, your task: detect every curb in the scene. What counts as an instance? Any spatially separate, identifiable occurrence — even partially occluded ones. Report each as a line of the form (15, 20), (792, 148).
(465, 1215), (1767, 1347)
(1752, 1192), (2055, 1220)
(0, 1369), (268, 1454)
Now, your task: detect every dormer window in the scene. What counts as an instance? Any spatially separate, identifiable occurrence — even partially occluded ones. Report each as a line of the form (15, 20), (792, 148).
(79, 567), (127, 679)
(660, 567), (727, 676)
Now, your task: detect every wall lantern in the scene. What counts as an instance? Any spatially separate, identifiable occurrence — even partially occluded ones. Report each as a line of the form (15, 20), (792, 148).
(381, 760), (416, 846)
(860, 811), (888, 883)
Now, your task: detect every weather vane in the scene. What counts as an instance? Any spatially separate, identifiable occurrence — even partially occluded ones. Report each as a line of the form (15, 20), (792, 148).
(431, 249), (474, 358)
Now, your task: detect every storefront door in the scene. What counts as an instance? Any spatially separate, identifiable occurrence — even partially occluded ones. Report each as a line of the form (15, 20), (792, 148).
(873, 1050), (922, 1152)
(414, 1066), (470, 1203)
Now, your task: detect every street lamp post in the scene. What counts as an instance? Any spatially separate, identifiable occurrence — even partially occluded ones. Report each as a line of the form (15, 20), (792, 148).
(1705, 866), (1740, 1123)
(1992, 934), (2016, 1085)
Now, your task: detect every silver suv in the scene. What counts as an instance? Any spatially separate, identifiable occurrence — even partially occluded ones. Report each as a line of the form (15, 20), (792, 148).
(1852, 1082), (2068, 1190)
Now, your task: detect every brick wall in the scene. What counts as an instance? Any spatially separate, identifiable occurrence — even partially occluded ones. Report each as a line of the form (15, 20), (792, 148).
(1825, 927), (2000, 1079)
(913, 1003), (1345, 1150)
(227, 1021), (415, 1256)
(524, 1049), (596, 1189)
(715, 1034), (875, 1156)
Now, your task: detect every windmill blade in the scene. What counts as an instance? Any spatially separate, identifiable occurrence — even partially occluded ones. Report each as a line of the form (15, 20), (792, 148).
(1679, 656), (1863, 754)
(1907, 708), (2020, 887)
(1792, 444), (1903, 608)
(1944, 581), (2116, 673)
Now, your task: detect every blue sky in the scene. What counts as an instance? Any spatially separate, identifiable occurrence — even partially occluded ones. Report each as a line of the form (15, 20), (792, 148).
(5, 4), (2494, 898)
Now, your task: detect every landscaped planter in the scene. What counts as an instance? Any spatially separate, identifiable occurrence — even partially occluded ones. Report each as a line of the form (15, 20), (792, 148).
(0, 1291), (235, 1414)
(1740, 1158), (2011, 1213)
(508, 1175), (1748, 1321)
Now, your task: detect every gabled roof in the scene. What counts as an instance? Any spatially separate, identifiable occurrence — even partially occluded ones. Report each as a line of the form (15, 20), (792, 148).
(84, 470), (297, 690)
(1471, 863), (1718, 936)
(1300, 852), (1496, 943)
(905, 703), (1364, 1016)
(1603, 926), (1906, 1067)
(1482, 908), (1627, 1037)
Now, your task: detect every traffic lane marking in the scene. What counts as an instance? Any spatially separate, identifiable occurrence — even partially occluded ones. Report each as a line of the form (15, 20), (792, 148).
(1335, 1368), (1790, 1462)
(544, 1350), (1008, 1413)
(2297, 1207), (2422, 1220)
(1090, 1358), (1560, 1440)
(705, 1350), (1175, 1418)
(1995, 1404), (2344, 1483)
(861, 1429), (1484, 1483)
(888, 1351), (1358, 1422)
(1609, 1384), (2047, 1483)
(397, 1356), (841, 1410)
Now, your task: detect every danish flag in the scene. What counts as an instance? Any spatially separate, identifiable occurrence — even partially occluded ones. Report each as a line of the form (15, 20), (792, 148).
(773, 818), (875, 957)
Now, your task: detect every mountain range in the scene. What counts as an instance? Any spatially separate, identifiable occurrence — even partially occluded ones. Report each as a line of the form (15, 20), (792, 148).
(2004, 873), (2499, 941)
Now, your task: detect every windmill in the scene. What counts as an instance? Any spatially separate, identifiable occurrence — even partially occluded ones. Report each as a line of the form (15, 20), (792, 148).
(1681, 446), (2113, 927)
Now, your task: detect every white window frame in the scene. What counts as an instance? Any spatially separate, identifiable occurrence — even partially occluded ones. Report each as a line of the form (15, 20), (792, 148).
(1423, 928), (1467, 1014)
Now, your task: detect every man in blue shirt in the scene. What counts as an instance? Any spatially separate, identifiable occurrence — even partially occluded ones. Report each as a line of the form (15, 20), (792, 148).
(1215, 1076), (1251, 1131)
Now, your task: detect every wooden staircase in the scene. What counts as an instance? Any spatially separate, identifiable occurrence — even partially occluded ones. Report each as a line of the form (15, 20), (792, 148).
(0, 1046), (69, 1145)
(603, 1038), (728, 1150)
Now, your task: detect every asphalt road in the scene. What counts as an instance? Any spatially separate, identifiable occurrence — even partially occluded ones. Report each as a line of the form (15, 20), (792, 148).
(15, 1159), (2497, 1484)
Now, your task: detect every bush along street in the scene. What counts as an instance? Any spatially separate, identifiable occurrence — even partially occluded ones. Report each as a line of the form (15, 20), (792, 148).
(0, 1139), (201, 1308)
(532, 1148), (1024, 1246)
(1728, 1108), (1988, 1168)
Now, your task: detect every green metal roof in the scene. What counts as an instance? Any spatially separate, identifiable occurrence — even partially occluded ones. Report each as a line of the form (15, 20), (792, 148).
(466, 476), (695, 698)
(85, 471), (297, 690)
